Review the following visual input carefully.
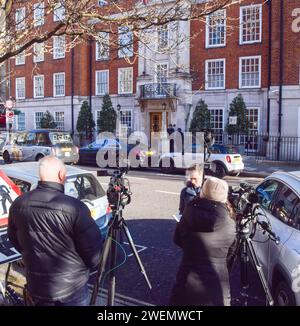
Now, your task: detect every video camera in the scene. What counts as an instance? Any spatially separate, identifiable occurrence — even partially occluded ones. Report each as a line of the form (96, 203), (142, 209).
(97, 168), (131, 209)
(228, 182), (258, 217)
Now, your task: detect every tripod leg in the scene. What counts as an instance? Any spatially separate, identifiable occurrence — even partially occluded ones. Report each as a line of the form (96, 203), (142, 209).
(240, 240), (250, 291)
(107, 226), (118, 306)
(122, 222), (152, 290)
(246, 238), (274, 306)
(90, 233), (113, 305)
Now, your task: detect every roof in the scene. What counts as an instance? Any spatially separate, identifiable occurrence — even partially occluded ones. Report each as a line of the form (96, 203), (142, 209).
(0, 162), (89, 181)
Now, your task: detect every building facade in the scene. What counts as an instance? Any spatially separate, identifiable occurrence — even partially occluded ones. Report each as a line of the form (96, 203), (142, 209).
(7, 0), (300, 143)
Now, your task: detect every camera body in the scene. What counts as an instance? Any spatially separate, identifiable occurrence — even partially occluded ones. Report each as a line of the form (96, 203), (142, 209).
(106, 168), (131, 208)
(228, 182), (259, 236)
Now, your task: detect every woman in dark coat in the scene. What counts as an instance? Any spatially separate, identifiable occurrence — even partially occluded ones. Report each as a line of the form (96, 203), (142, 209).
(169, 177), (236, 306)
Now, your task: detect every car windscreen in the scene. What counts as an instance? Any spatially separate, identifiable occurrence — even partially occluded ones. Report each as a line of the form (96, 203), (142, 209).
(49, 132), (73, 145)
(224, 146), (239, 154)
(65, 174), (105, 200)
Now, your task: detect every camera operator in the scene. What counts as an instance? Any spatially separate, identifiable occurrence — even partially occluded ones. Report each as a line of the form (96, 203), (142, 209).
(179, 164), (204, 215)
(8, 156), (102, 306)
(169, 177), (236, 306)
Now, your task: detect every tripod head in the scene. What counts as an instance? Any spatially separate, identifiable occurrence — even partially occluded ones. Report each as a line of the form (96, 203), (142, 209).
(98, 168), (132, 210)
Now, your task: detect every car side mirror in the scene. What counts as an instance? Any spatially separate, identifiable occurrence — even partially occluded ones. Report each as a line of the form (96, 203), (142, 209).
(88, 144), (93, 149)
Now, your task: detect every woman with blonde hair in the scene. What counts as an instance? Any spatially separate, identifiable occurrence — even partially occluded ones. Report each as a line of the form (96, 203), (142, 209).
(170, 177), (236, 306)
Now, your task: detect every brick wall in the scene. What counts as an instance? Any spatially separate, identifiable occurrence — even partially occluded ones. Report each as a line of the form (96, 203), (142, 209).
(190, 0), (269, 91)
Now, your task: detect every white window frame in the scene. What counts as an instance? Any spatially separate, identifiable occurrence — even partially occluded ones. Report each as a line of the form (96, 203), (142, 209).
(239, 4), (262, 45)
(205, 58), (226, 90)
(15, 77), (26, 100)
(16, 112), (26, 131)
(53, 2), (65, 22)
(53, 72), (65, 97)
(209, 107), (224, 144)
(15, 49), (25, 65)
(53, 35), (65, 59)
(239, 55), (261, 89)
(247, 107), (260, 132)
(155, 63), (168, 83)
(96, 32), (109, 60)
(157, 24), (169, 51)
(54, 111), (65, 130)
(205, 9), (226, 48)
(35, 111), (44, 129)
(118, 26), (133, 58)
(95, 70), (109, 95)
(120, 109), (132, 135)
(33, 2), (44, 27)
(33, 75), (44, 98)
(33, 42), (44, 62)
(15, 7), (26, 30)
(118, 67), (133, 94)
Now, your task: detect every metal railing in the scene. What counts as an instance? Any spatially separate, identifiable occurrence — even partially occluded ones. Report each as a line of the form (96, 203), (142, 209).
(140, 83), (177, 99)
(212, 131), (300, 162)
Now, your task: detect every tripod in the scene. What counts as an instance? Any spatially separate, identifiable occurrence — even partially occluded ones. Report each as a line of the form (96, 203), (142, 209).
(90, 203), (152, 306)
(232, 204), (274, 306)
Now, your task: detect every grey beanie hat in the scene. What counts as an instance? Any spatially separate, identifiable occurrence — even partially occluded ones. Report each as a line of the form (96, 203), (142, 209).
(200, 177), (228, 203)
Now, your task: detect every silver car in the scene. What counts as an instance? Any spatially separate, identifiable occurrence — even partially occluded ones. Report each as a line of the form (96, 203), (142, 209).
(2, 130), (79, 164)
(253, 171), (300, 305)
(1, 162), (111, 238)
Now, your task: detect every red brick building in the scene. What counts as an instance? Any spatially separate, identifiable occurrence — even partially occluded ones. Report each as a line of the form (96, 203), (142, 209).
(7, 0), (300, 148)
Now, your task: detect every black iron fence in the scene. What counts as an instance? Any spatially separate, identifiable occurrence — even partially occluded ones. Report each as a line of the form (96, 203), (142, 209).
(213, 131), (300, 162)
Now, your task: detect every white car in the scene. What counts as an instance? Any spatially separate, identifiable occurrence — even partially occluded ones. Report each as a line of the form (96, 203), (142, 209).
(207, 144), (244, 178)
(253, 171), (300, 305)
(1, 162), (111, 238)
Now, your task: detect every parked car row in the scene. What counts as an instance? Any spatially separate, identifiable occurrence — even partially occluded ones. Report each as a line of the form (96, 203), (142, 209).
(0, 130), (245, 177)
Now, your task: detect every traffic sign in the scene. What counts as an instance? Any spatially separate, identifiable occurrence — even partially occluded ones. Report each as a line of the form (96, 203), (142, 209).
(6, 110), (14, 123)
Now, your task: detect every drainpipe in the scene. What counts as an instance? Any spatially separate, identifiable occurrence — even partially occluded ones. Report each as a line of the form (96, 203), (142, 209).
(267, 0), (272, 136)
(277, 0), (284, 160)
(89, 37), (93, 112)
(89, 37), (93, 140)
(71, 46), (74, 137)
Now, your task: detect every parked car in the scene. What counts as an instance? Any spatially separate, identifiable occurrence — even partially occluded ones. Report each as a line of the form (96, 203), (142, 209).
(158, 142), (206, 173)
(78, 138), (153, 168)
(1, 162), (111, 237)
(253, 171), (300, 305)
(208, 144), (244, 178)
(2, 130), (79, 164)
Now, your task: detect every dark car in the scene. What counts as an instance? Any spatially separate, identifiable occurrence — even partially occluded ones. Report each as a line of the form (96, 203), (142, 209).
(78, 138), (146, 168)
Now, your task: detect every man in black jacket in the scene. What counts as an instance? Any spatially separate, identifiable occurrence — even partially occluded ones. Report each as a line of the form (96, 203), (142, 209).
(8, 156), (102, 306)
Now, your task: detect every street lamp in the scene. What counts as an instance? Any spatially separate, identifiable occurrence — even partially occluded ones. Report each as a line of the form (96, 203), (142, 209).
(116, 104), (121, 138)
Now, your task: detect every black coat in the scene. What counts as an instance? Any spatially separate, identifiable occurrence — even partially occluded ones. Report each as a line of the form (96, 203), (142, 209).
(179, 183), (201, 215)
(170, 197), (236, 306)
(8, 181), (102, 301)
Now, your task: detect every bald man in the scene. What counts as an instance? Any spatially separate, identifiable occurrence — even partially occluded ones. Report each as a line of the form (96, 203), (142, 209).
(8, 156), (102, 306)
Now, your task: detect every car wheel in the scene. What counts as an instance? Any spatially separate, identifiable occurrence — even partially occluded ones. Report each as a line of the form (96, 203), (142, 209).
(274, 281), (296, 306)
(160, 159), (174, 173)
(3, 151), (12, 164)
(35, 154), (44, 161)
(215, 163), (226, 178)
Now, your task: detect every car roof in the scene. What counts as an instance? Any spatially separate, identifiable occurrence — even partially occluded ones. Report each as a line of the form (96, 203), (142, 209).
(1, 162), (91, 182)
(266, 171), (300, 196)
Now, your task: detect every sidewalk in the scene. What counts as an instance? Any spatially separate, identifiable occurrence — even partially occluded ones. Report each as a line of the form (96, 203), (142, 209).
(241, 156), (300, 178)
